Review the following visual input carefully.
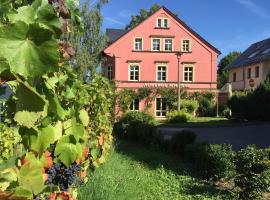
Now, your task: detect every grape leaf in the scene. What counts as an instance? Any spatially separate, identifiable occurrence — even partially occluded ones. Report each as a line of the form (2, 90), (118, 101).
(31, 123), (62, 155)
(18, 153), (45, 195)
(8, 1), (61, 36)
(0, 21), (59, 77)
(48, 95), (67, 120)
(14, 80), (48, 128)
(79, 109), (89, 127)
(55, 142), (78, 166)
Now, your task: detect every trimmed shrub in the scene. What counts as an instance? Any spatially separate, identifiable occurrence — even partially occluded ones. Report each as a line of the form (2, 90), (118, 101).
(235, 145), (270, 200)
(168, 130), (196, 155)
(197, 97), (215, 117)
(190, 92), (216, 117)
(185, 143), (236, 181)
(181, 99), (199, 115)
(166, 109), (193, 123)
(228, 91), (250, 120)
(113, 111), (160, 144)
(228, 76), (270, 121)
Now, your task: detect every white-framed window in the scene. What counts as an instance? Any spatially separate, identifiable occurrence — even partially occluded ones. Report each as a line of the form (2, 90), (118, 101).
(152, 38), (161, 51)
(183, 65), (194, 82)
(182, 39), (191, 52)
(157, 65), (167, 82)
(130, 99), (139, 111)
(129, 64), (140, 81)
(163, 19), (168, 28)
(156, 98), (167, 117)
(157, 18), (162, 28)
(107, 66), (113, 81)
(134, 38), (143, 51)
(156, 18), (169, 28)
(164, 39), (173, 51)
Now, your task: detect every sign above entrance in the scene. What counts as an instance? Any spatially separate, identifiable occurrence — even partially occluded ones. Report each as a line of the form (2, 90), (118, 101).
(143, 83), (178, 88)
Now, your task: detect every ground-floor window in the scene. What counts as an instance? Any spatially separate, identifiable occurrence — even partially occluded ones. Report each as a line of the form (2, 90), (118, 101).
(156, 98), (167, 117)
(130, 99), (140, 111)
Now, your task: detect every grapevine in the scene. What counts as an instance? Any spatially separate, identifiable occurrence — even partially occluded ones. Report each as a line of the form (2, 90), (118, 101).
(0, 0), (113, 199)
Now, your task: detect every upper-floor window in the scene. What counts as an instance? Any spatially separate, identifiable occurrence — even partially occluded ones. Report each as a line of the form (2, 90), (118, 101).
(157, 19), (162, 28)
(183, 65), (194, 82)
(182, 39), (191, 52)
(255, 66), (260, 78)
(156, 18), (169, 28)
(129, 64), (140, 81)
(152, 38), (161, 51)
(157, 65), (167, 81)
(130, 99), (139, 111)
(247, 68), (251, 79)
(107, 66), (113, 81)
(134, 38), (143, 51)
(164, 39), (173, 51)
(233, 72), (237, 82)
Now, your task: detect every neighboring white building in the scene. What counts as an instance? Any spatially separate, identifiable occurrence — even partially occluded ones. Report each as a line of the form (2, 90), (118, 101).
(225, 38), (270, 90)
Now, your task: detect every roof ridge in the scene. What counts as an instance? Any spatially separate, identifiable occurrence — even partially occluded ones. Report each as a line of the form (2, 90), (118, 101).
(104, 6), (220, 54)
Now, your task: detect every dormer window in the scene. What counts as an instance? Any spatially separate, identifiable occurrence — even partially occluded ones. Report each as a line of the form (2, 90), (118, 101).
(156, 18), (169, 28)
(134, 38), (143, 51)
(163, 19), (168, 28)
(182, 39), (191, 52)
(157, 19), (162, 28)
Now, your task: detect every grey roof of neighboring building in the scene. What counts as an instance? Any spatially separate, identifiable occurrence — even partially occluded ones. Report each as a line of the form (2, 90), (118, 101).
(106, 28), (127, 43)
(225, 37), (270, 70)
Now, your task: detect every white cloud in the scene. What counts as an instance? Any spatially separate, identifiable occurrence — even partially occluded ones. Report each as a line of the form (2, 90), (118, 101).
(104, 17), (125, 26)
(235, 0), (270, 19)
(117, 9), (134, 19)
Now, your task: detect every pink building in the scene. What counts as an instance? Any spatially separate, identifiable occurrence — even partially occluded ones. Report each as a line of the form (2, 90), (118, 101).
(103, 6), (220, 118)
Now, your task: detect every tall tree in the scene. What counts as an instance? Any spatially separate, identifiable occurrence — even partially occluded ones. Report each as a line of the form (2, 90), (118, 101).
(125, 3), (160, 30)
(67, 0), (108, 81)
(217, 51), (241, 88)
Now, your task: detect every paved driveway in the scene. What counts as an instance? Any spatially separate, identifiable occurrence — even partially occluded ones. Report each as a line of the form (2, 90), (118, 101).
(159, 124), (270, 150)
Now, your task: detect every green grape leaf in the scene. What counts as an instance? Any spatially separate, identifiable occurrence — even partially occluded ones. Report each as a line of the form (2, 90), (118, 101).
(65, 118), (85, 141)
(0, 56), (9, 74)
(79, 109), (89, 127)
(14, 81), (48, 128)
(8, 1), (61, 36)
(55, 142), (78, 167)
(0, 168), (17, 191)
(0, 0), (13, 19)
(48, 95), (67, 120)
(31, 123), (62, 155)
(13, 187), (33, 199)
(18, 153), (45, 195)
(14, 111), (43, 129)
(0, 21), (59, 77)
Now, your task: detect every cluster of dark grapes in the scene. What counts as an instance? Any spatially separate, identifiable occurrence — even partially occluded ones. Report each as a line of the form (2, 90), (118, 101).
(46, 163), (82, 191)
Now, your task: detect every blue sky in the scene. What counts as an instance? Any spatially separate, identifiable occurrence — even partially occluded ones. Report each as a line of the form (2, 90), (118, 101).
(89, 0), (270, 58)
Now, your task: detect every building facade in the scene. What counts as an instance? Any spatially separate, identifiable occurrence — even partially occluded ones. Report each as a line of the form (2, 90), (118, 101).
(226, 38), (270, 90)
(103, 6), (220, 118)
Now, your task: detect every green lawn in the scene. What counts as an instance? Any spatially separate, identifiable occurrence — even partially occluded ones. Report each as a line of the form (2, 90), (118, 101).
(78, 141), (235, 200)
